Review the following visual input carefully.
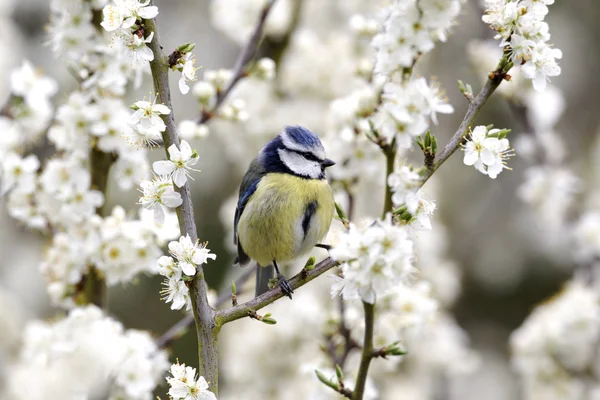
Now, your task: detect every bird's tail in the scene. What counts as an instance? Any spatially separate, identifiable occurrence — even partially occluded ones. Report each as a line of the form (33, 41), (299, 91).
(255, 265), (274, 297)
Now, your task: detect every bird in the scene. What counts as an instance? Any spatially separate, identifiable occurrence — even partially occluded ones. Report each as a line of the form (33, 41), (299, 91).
(234, 125), (336, 299)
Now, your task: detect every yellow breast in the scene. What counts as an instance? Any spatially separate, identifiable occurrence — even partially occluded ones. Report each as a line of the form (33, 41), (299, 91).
(237, 173), (334, 266)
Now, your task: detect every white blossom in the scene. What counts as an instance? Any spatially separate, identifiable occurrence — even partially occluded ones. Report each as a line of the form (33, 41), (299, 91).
(177, 52), (199, 95)
(10, 60), (58, 109)
(3, 306), (168, 399)
(130, 97), (171, 137)
(167, 362), (217, 400)
(521, 42), (562, 92)
(510, 281), (600, 400)
(330, 214), (416, 303)
(139, 176), (183, 224)
(100, 1), (158, 32)
(252, 57), (276, 80)
(167, 235), (216, 276)
(153, 140), (199, 187)
(482, 0), (561, 92)
(462, 125), (513, 179)
(1, 152), (39, 195)
(162, 276), (191, 311)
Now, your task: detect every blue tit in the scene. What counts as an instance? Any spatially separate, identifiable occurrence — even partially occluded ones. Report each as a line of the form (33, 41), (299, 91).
(234, 125), (336, 299)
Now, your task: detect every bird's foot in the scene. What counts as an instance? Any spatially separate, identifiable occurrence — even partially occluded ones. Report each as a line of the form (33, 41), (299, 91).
(277, 273), (293, 299)
(315, 243), (332, 251)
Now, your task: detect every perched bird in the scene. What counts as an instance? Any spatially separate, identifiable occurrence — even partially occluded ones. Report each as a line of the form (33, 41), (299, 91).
(234, 126), (335, 299)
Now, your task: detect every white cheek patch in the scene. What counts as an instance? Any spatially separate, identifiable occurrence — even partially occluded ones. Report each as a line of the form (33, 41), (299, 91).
(281, 131), (326, 160)
(278, 148), (322, 179)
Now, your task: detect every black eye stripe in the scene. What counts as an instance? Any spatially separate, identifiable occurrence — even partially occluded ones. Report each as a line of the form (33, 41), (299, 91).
(292, 150), (322, 162)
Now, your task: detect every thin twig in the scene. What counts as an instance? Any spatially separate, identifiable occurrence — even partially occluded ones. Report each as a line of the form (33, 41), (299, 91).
(156, 266), (256, 349)
(215, 257), (339, 325)
(156, 314), (194, 349)
(199, 0), (277, 124)
(421, 55), (512, 186)
(144, 9), (219, 395)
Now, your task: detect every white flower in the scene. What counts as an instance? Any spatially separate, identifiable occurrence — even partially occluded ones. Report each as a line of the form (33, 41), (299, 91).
(192, 81), (217, 106)
(177, 53), (199, 95)
(10, 61), (58, 108)
(388, 165), (422, 207)
(139, 176), (183, 224)
(100, 0), (158, 32)
(167, 362), (217, 400)
(330, 214), (416, 303)
(162, 276), (190, 311)
(404, 190), (436, 230)
(505, 34), (536, 63)
(4, 306), (168, 399)
(168, 235), (216, 276)
(521, 42), (562, 92)
(157, 256), (181, 279)
(121, 30), (155, 64)
(462, 125), (513, 178)
(413, 78), (454, 125)
(253, 57), (276, 80)
(179, 120), (210, 141)
(510, 281), (600, 395)
(1, 152), (39, 195)
(153, 140), (199, 187)
(219, 98), (249, 122)
(112, 152), (150, 190)
(130, 97), (171, 136)
(100, 4), (127, 31)
(204, 69), (233, 91)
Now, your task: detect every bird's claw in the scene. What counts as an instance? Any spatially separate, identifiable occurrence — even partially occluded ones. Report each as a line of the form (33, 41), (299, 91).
(277, 274), (293, 299)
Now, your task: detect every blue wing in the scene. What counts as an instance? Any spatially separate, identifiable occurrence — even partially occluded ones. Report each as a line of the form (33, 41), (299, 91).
(234, 158), (265, 265)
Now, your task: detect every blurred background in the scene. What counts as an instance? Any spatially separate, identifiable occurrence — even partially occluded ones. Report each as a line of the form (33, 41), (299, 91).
(1, 0), (599, 399)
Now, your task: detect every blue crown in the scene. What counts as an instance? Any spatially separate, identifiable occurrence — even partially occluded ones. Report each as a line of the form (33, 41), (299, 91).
(283, 126), (323, 150)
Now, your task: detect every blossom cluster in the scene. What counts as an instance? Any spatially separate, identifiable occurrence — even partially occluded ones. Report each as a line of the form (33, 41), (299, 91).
(158, 235), (216, 311)
(41, 206), (176, 307)
(100, 0), (158, 64)
(2, 305), (169, 400)
(373, 77), (454, 149)
(49, 0), (149, 97)
(462, 125), (514, 179)
(482, 0), (561, 91)
(0, 61), (57, 157)
(372, 0), (464, 78)
(191, 60), (275, 122)
(387, 165), (436, 230)
(511, 281), (600, 399)
(330, 214), (416, 304)
(166, 362), (217, 400)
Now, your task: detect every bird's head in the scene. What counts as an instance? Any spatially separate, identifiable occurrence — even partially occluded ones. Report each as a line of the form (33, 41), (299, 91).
(260, 126), (335, 179)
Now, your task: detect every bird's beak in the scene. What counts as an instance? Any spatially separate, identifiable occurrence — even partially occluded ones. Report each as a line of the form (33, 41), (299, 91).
(322, 158), (335, 168)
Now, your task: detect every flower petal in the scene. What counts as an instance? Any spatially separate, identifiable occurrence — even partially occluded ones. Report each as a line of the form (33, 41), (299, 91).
(153, 160), (175, 176)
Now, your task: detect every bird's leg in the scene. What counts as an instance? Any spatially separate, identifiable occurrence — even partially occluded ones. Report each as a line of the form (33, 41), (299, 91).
(273, 260), (293, 299)
(315, 244), (332, 251)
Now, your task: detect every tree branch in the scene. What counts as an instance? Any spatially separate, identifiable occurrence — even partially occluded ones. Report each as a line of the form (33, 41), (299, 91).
(156, 266), (255, 349)
(421, 55), (512, 186)
(215, 257), (339, 325)
(352, 302), (375, 400)
(199, 0), (277, 124)
(144, 12), (219, 395)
